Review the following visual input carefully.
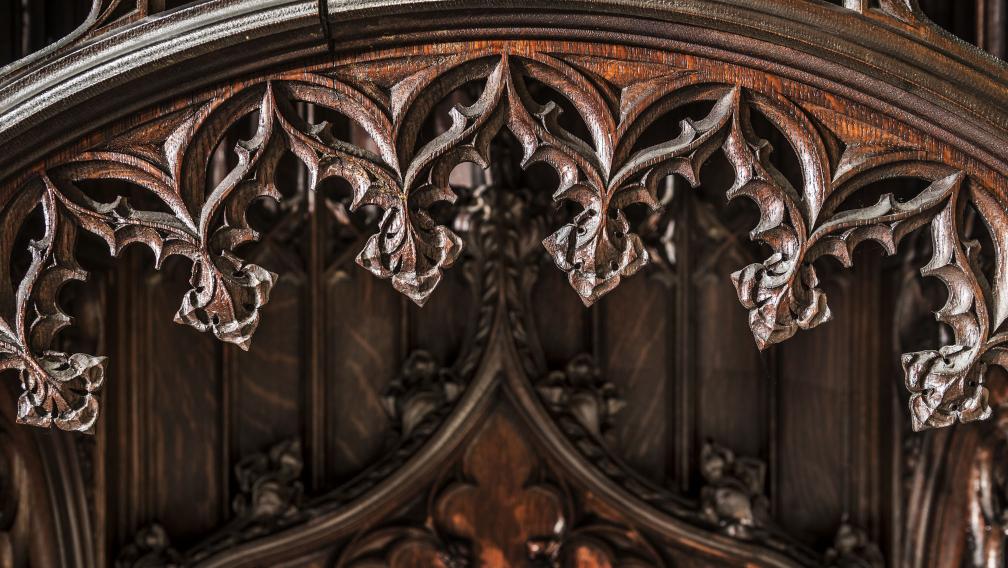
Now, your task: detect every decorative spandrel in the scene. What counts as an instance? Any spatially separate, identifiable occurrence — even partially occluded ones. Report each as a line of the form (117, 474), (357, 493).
(0, 34), (1006, 433)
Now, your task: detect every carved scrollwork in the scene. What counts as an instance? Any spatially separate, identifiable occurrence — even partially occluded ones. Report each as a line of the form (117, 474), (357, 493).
(0, 35), (1004, 435)
(722, 90), (1008, 430)
(738, 89), (1008, 430)
(0, 179), (107, 432)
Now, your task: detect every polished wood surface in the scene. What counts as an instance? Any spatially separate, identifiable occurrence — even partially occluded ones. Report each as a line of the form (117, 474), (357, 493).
(0, 1), (1006, 566)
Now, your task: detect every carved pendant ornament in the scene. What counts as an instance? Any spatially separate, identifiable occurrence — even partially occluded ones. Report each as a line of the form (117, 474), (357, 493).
(2, 8), (1008, 439)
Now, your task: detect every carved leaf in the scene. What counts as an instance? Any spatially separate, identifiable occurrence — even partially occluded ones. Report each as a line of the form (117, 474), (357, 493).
(352, 59), (511, 305)
(15, 351), (105, 432)
(725, 101), (823, 349)
(0, 181), (105, 432)
(807, 171), (961, 266)
(903, 187), (990, 430)
(176, 86), (287, 347)
(540, 81), (738, 305)
(503, 60), (626, 305)
(174, 252), (275, 350)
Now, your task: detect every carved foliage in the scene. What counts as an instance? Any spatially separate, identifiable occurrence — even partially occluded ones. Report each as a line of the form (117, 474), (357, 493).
(382, 351), (463, 438)
(1, 40), (1005, 434)
(0, 178), (106, 431)
(117, 440), (304, 567)
(823, 519), (884, 568)
(699, 441), (770, 538)
(231, 439), (303, 523)
(115, 524), (182, 568)
(536, 354), (625, 439)
(729, 92), (1005, 431)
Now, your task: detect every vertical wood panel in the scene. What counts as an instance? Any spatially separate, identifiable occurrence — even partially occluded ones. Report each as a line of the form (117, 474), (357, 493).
(848, 252), (884, 542)
(146, 260), (222, 542)
(410, 267), (472, 365)
(694, 267), (767, 462)
(104, 251), (150, 554)
(533, 267), (590, 370)
(324, 270), (400, 485)
(601, 275), (670, 483)
(233, 272), (304, 458)
(776, 275), (851, 546)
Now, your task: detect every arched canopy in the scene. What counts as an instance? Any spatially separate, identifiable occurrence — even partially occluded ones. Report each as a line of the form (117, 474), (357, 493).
(0, 0), (1005, 459)
(3, 1), (1008, 566)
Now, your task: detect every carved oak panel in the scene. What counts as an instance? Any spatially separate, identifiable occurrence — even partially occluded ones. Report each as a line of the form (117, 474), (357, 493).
(1, 0), (1008, 566)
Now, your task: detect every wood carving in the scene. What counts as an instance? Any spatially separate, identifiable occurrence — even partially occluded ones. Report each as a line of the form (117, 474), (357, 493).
(699, 441), (770, 538)
(967, 412), (1008, 567)
(842, 0), (925, 23)
(0, 7), (1003, 433)
(337, 411), (664, 568)
(115, 524), (182, 568)
(536, 354), (625, 439)
(383, 351), (463, 438)
(0, 48), (989, 434)
(2, 1), (1008, 565)
(823, 519), (884, 568)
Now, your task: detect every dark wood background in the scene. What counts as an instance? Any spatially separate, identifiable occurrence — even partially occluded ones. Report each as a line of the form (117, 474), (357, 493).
(0, 1), (1006, 567)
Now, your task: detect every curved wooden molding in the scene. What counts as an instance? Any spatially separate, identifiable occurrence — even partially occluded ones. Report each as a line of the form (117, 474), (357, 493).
(0, 2), (1007, 441)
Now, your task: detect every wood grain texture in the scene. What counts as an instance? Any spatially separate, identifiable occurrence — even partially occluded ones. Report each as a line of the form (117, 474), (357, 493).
(0, 1), (1006, 567)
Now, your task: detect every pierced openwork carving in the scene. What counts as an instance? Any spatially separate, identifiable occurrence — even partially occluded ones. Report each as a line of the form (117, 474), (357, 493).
(5, 1), (1008, 566)
(2, 21), (1007, 438)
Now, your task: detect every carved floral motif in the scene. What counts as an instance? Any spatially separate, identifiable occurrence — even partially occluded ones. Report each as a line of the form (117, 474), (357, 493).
(699, 441), (770, 538)
(823, 519), (884, 568)
(336, 411), (663, 568)
(382, 351), (463, 438)
(115, 524), (182, 568)
(0, 39), (1003, 434)
(536, 354), (625, 439)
